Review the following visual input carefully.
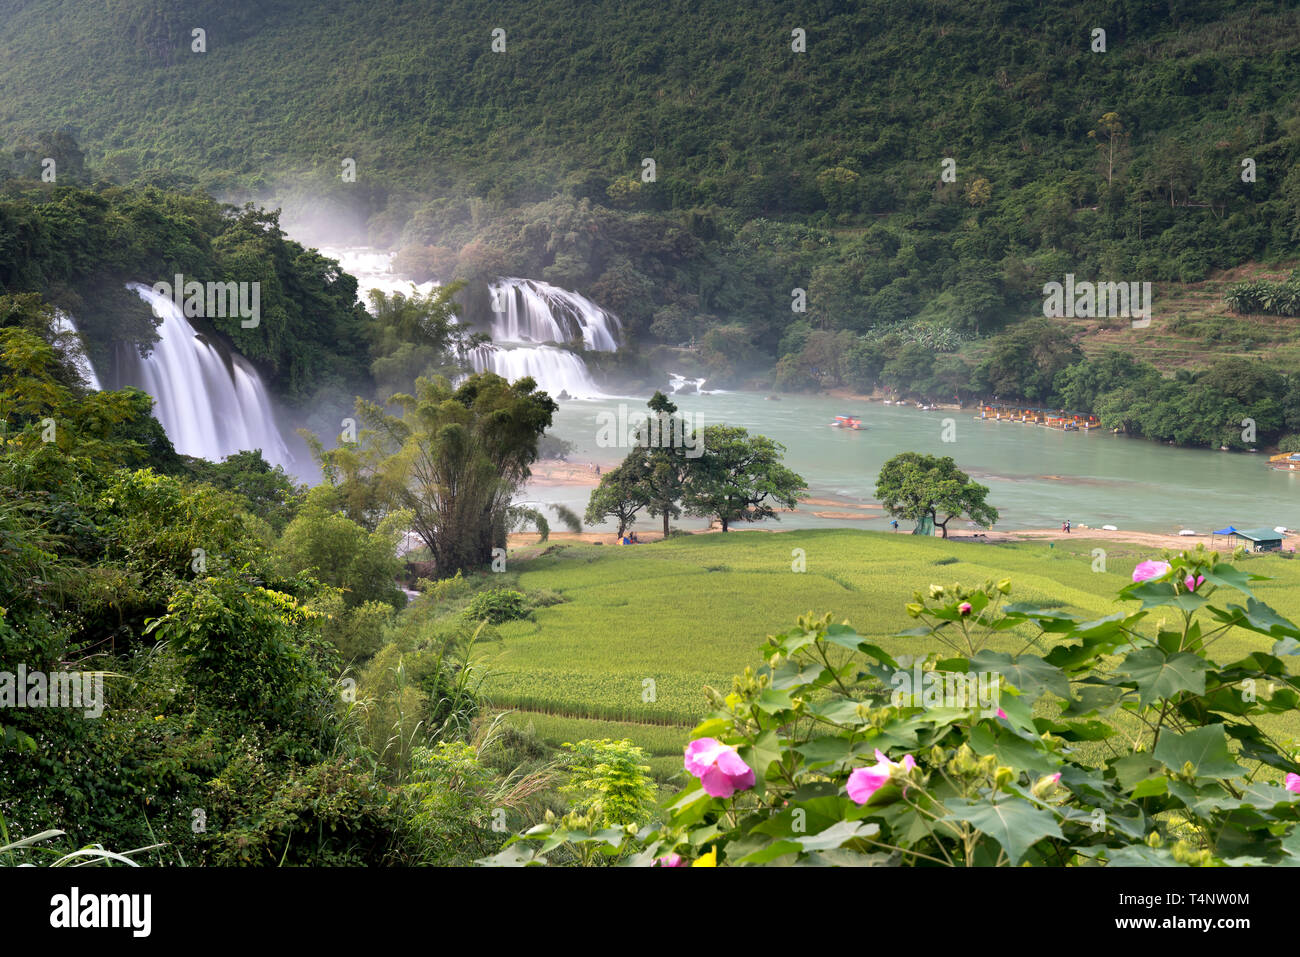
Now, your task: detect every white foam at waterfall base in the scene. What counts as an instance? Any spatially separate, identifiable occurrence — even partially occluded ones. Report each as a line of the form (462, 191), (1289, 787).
(50, 310), (102, 391)
(669, 372), (724, 395)
(467, 344), (607, 400)
(123, 283), (293, 469)
(304, 248), (620, 401)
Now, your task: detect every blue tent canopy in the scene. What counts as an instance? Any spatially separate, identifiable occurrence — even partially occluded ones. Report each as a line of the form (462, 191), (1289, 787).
(1212, 527), (1237, 535)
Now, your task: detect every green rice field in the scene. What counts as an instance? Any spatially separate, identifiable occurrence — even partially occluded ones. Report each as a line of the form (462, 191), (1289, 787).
(484, 530), (1300, 775)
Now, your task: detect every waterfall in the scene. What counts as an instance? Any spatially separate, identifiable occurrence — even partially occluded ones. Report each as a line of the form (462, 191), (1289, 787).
(309, 249), (622, 400)
(487, 278), (621, 352)
(471, 277), (620, 398)
(465, 343), (605, 399)
(50, 310), (102, 391)
(118, 283), (293, 469)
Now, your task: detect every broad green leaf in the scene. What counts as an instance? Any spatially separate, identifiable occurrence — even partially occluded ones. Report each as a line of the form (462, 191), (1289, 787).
(1104, 845), (1184, 867)
(1131, 775), (1169, 798)
(941, 797), (1063, 865)
(1152, 725), (1244, 780)
(754, 688), (795, 714)
(1119, 648), (1209, 707)
(970, 650), (1071, 702)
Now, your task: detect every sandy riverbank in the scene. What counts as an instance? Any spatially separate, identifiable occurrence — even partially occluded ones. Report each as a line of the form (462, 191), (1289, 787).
(824, 387), (963, 410)
(506, 524), (1283, 552)
(528, 459), (603, 487)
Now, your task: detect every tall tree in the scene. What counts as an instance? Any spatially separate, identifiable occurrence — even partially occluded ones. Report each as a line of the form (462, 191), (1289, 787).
(681, 425), (806, 532)
(639, 391), (689, 538)
(875, 453), (998, 539)
(309, 372), (556, 574)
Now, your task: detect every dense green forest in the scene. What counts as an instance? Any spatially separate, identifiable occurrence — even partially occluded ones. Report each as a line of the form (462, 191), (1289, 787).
(8, 0), (1300, 877)
(3, 0), (1300, 391)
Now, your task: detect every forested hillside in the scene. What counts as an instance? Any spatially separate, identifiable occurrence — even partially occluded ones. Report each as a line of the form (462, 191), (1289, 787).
(2, 0), (1300, 389)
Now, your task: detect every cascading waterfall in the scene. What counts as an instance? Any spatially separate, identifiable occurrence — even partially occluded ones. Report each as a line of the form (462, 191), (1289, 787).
(118, 283), (293, 468)
(50, 310), (102, 391)
(487, 277), (621, 351)
(469, 277), (621, 399)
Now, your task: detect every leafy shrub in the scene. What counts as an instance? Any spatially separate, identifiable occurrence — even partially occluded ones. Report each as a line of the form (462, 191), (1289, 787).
(559, 739), (656, 829)
(463, 588), (530, 624)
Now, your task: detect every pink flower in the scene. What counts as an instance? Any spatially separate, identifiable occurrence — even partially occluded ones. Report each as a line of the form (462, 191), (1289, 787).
(958, 601), (972, 616)
(1132, 560), (1172, 583)
(1286, 773), (1300, 795)
(997, 708), (1007, 719)
(684, 738), (755, 798)
(1184, 574), (1206, 592)
(846, 749), (916, 805)
(1047, 772), (1061, 784)
(655, 853), (685, 867)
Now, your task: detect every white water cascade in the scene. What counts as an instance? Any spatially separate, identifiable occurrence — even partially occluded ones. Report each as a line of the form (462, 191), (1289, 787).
(468, 277), (621, 399)
(50, 310), (102, 391)
(119, 283), (293, 468)
(319, 251), (620, 399)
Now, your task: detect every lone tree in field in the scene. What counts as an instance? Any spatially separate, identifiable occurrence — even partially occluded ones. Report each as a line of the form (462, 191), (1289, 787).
(875, 452), (998, 539)
(682, 425), (806, 532)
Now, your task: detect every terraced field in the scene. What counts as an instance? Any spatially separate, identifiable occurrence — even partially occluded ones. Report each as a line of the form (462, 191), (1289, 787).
(1061, 261), (1300, 371)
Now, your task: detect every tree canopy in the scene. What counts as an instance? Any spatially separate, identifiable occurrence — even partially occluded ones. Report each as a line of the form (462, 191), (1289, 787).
(875, 452), (999, 539)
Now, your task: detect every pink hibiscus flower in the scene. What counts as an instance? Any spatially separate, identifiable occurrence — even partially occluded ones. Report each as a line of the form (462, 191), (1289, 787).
(684, 738), (755, 798)
(846, 749), (916, 805)
(1132, 560), (1172, 583)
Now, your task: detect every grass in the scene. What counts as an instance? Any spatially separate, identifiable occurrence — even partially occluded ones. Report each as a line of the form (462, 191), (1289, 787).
(480, 529), (1300, 766)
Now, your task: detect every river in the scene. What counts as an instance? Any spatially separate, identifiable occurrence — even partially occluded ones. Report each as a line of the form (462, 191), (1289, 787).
(300, 245), (1299, 536)
(532, 392), (1300, 534)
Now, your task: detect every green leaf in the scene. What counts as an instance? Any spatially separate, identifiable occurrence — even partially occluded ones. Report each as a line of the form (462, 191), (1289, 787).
(754, 688), (795, 714)
(969, 724), (1058, 774)
(1120, 648), (1210, 707)
(1198, 562), (1261, 598)
(1061, 682), (1128, 717)
(689, 716), (732, 739)
(1110, 753), (1161, 790)
(942, 797), (1063, 865)
(1131, 775), (1169, 798)
(1152, 725), (1245, 780)
(734, 819), (879, 865)
(739, 729), (783, 788)
(1103, 845), (1185, 867)
(970, 650), (1071, 702)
